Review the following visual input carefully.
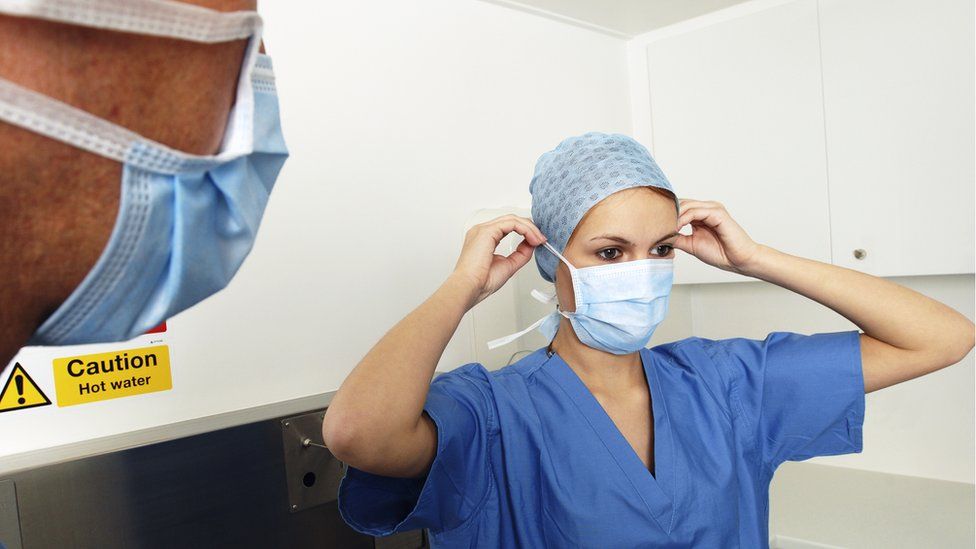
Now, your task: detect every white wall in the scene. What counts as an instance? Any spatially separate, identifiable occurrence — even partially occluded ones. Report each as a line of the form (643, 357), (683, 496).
(0, 0), (632, 460)
(250, 0), (630, 395)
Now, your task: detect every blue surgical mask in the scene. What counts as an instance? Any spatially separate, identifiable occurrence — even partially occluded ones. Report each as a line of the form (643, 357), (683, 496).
(488, 242), (673, 355)
(0, 0), (288, 345)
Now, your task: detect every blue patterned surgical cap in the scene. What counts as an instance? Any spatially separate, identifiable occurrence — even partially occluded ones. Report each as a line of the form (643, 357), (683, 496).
(530, 132), (679, 283)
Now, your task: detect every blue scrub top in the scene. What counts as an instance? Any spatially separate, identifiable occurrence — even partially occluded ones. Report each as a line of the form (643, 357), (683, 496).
(338, 330), (865, 548)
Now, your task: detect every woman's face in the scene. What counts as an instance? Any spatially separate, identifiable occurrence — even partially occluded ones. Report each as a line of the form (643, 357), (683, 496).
(554, 186), (678, 313)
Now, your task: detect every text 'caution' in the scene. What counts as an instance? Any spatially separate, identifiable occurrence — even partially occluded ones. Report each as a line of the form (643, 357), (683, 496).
(53, 345), (172, 407)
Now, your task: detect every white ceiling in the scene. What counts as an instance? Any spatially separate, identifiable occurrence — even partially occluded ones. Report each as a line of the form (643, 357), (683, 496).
(482, 0), (749, 37)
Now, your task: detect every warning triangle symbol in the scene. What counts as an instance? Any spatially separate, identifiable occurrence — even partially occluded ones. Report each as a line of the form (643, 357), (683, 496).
(0, 363), (52, 413)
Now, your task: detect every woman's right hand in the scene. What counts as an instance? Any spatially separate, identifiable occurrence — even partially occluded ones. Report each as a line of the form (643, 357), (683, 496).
(450, 214), (547, 308)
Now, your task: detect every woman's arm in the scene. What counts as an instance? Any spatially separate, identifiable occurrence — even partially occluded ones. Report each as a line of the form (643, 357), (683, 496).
(742, 245), (973, 393)
(674, 199), (975, 394)
(322, 215), (546, 478)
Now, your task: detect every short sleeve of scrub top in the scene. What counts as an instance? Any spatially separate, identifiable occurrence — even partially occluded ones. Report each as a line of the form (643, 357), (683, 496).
(706, 329), (865, 472)
(337, 362), (496, 537)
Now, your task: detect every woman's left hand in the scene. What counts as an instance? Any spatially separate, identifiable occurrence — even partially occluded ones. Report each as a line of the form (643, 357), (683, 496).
(673, 199), (765, 274)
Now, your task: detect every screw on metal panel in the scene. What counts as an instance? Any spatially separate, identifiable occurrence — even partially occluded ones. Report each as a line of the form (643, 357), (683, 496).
(853, 248), (867, 260)
(301, 437), (328, 450)
(291, 504), (298, 511)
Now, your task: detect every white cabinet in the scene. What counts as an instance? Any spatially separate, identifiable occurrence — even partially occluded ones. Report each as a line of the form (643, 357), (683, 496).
(633, 0), (974, 283)
(640, 0), (832, 284)
(819, 0), (975, 276)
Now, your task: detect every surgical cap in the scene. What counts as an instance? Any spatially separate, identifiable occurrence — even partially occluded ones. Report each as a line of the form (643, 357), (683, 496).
(530, 132), (679, 283)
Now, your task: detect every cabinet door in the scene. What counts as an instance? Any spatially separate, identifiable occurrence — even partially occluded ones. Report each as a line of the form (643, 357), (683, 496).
(644, 0), (831, 284)
(819, 0), (975, 276)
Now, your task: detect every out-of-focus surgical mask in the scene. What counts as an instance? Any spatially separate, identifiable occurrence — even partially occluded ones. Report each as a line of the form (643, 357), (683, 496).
(0, 0), (288, 345)
(488, 242), (673, 355)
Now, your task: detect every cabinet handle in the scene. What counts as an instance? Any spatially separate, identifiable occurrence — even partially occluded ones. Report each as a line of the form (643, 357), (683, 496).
(853, 248), (867, 260)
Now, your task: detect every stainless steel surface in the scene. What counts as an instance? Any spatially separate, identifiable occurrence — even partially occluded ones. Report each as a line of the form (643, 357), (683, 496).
(375, 530), (425, 549)
(0, 391), (338, 476)
(0, 378), (450, 477)
(1, 403), (427, 548)
(0, 480), (23, 549)
(281, 410), (344, 513)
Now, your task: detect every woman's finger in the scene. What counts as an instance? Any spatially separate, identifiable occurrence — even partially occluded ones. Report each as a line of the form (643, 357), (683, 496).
(483, 217), (546, 246)
(676, 205), (724, 230)
(676, 205), (701, 229)
(483, 239), (535, 291)
(489, 214), (547, 243)
(677, 198), (726, 212)
(672, 232), (694, 253)
(503, 214), (547, 244)
(679, 199), (726, 217)
(500, 239), (535, 272)
(676, 198), (710, 213)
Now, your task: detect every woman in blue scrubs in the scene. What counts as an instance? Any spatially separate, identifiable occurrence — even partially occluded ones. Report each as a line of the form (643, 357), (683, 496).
(324, 132), (975, 548)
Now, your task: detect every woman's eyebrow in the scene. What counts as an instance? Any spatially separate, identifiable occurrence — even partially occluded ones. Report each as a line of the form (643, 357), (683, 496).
(589, 235), (633, 245)
(656, 231), (679, 244)
(590, 232), (679, 245)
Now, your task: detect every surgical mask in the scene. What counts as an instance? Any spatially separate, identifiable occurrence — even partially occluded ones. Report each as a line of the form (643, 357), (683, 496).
(487, 242), (673, 355)
(0, 0), (288, 345)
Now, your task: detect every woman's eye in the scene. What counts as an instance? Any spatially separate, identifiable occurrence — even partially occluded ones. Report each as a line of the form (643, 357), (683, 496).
(653, 245), (674, 257)
(597, 248), (621, 261)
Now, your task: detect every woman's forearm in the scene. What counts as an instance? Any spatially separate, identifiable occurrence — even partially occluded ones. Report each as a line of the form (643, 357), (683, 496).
(742, 244), (975, 361)
(320, 215), (544, 470)
(323, 274), (478, 456)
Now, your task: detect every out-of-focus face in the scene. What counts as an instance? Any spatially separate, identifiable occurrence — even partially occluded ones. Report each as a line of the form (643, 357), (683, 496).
(0, 1), (256, 369)
(554, 186), (678, 313)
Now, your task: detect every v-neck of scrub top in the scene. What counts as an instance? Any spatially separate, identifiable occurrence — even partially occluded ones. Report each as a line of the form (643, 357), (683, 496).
(543, 347), (676, 535)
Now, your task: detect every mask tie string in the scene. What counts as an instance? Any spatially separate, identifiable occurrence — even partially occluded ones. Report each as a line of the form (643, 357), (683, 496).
(486, 241), (577, 350)
(486, 288), (562, 350)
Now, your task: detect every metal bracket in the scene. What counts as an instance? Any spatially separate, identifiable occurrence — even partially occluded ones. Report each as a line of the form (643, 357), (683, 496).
(280, 410), (345, 513)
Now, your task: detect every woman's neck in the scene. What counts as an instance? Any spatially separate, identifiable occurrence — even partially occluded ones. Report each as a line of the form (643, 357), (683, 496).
(549, 318), (644, 396)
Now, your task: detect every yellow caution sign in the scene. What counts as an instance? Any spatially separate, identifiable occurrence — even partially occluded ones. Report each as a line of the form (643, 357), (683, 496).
(53, 345), (172, 407)
(0, 363), (52, 413)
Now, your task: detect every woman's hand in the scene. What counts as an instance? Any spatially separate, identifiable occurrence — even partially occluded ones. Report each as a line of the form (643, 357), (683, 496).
(450, 214), (547, 308)
(673, 199), (764, 274)
(327, 213), (545, 478)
